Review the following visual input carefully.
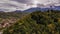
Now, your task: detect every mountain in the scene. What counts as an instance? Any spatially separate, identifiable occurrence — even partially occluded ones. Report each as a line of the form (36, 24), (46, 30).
(3, 11), (60, 34)
(23, 6), (60, 13)
(13, 10), (22, 13)
(53, 6), (60, 10)
(0, 6), (60, 13)
(0, 11), (4, 12)
(23, 7), (41, 12)
(23, 7), (49, 13)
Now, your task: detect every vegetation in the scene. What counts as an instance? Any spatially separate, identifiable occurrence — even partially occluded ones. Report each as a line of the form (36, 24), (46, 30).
(0, 12), (23, 19)
(2, 10), (60, 34)
(0, 11), (28, 31)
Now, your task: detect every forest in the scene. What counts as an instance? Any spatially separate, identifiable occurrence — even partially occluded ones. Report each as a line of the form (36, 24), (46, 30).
(1, 10), (60, 34)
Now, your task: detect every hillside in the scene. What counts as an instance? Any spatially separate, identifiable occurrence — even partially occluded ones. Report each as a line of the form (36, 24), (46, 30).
(3, 10), (60, 34)
(0, 11), (22, 18)
(0, 11), (29, 31)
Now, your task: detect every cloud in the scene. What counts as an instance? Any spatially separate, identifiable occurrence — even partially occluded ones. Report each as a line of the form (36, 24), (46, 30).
(11, 0), (34, 4)
(0, 0), (60, 12)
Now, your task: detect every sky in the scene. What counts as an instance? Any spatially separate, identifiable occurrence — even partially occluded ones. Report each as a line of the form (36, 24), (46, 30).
(0, 0), (60, 12)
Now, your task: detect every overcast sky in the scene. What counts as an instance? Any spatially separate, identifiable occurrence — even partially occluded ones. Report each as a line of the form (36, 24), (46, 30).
(0, 0), (60, 12)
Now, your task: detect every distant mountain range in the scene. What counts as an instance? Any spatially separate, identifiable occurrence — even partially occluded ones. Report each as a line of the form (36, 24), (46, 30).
(0, 6), (60, 12)
(17, 6), (60, 13)
(10, 6), (60, 13)
(53, 6), (60, 10)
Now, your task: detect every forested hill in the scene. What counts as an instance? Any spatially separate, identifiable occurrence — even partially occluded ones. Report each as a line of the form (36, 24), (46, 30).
(3, 10), (60, 34)
(0, 11), (23, 18)
(0, 11), (28, 31)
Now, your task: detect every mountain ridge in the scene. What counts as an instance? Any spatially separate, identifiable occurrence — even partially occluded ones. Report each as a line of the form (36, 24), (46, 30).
(0, 6), (60, 12)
